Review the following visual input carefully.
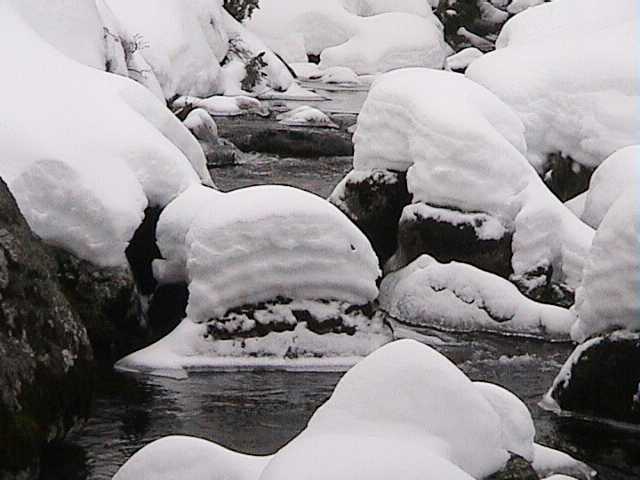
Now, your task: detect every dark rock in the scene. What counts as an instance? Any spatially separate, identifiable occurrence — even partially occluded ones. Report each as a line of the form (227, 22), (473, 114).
(547, 331), (640, 424)
(543, 152), (593, 202)
(0, 178), (93, 479)
(388, 203), (513, 277)
(125, 207), (162, 296)
(207, 138), (243, 168)
(329, 169), (411, 265)
(147, 283), (189, 340)
(51, 247), (143, 367)
(511, 266), (575, 308)
(485, 454), (539, 480)
(215, 114), (354, 158)
(436, 0), (505, 52)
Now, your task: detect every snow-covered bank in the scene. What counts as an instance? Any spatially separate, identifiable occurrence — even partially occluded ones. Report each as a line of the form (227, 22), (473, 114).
(380, 255), (576, 340)
(114, 340), (591, 479)
(467, 0), (639, 171)
(0, 3), (212, 268)
(246, 0), (448, 73)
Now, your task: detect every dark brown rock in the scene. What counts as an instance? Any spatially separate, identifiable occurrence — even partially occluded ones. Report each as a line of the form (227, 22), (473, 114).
(547, 331), (640, 424)
(329, 169), (411, 265)
(0, 178), (93, 479)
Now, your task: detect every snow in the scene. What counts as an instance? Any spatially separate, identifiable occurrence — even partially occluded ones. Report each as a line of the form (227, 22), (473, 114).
(320, 66), (361, 85)
(532, 444), (596, 480)
(571, 190), (640, 342)
(581, 145), (639, 228)
(246, 0), (447, 75)
(467, 1), (639, 170)
(184, 185), (380, 321)
(0, 3), (211, 267)
(350, 68), (594, 290)
(342, 0), (435, 17)
(379, 255), (576, 339)
(113, 435), (271, 480)
(8, 0), (107, 70)
(506, 0), (545, 15)
(174, 95), (264, 117)
(277, 106), (339, 128)
(565, 193), (587, 219)
(445, 47), (484, 72)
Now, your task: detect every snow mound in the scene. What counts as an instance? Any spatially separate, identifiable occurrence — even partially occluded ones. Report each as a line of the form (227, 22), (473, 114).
(342, 0), (435, 17)
(263, 340), (530, 479)
(468, 1), (639, 170)
(113, 435), (271, 480)
(571, 190), (640, 342)
(175, 95), (264, 117)
(320, 66), (360, 84)
(185, 185), (380, 321)
(445, 47), (484, 72)
(0, 4), (210, 267)
(581, 145), (639, 228)
(277, 106), (339, 128)
(379, 255), (576, 339)
(247, 0), (447, 75)
(351, 68), (594, 292)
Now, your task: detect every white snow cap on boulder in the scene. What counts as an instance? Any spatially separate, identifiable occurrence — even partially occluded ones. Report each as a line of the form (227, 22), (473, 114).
(185, 185), (380, 321)
(351, 68), (594, 290)
(467, 0), (639, 170)
(0, 3), (211, 267)
(379, 255), (577, 339)
(572, 189), (640, 342)
(247, 0), (447, 74)
(581, 145), (640, 228)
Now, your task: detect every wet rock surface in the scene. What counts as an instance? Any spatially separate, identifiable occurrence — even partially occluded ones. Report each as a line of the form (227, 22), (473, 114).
(485, 454), (540, 480)
(0, 178), (93, 479)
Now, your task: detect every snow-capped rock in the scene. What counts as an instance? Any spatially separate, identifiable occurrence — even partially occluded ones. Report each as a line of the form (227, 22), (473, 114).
(320, 66), (360, 84)
(0, 3), (211, 268)
(543, 331), (640, 425)
(572, 189), (640, 342)
(380, 255), (576, 339)
(247, 0), (448, 75)
(581, 145), (639, 228)
(445, 47), (484, 72)
(337, 68), (594, 296)
(174, 95), (264, 116)
(277, 106), (339, 129)
(467, 0), (639, 171)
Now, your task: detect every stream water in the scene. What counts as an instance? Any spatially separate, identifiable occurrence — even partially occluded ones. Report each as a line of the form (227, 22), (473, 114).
(39, 87), (640, 480)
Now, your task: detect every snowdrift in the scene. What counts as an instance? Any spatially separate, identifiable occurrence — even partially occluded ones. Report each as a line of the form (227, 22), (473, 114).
(467, 0), (639, 171)
(0, 3), (211, 267)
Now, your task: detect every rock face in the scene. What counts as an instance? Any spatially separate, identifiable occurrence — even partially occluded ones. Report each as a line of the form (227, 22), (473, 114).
(52, 247), (141, 367)
(388, 203), (513, 276)
(330, 169), (411, 265)
(0, 178), (94, 479)
(545, 331), (640, 424)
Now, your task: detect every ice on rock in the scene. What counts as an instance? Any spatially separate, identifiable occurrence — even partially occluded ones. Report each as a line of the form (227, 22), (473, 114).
(0, 4), (210, 267)
(118, 185), (388, 372)
(379, 255), (576, 339)
(320, 66), (361, 85)
(581, 145), (640, 228)
(571, 189), (640, 342)
(247, 0), (447, 75)
(351, 68), (594, 292)
(113, 435), (271, 480)
(467, 0), (639, 170)
(277, 107), (339, 129)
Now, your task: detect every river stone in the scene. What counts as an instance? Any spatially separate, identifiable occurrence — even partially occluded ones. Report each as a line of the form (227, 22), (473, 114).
(485, 454), (540, 480)
(387, 203), (513, 277)
(329, 169), (411, 265)
(543, 153), (593, 203)
(0, 177), (93, 479)
(51, 247), (142, 367)
(546, 331), (640, 424)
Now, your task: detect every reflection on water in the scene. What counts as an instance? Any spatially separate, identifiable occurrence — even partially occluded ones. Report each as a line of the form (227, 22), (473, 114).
(42, 332), (639, 480)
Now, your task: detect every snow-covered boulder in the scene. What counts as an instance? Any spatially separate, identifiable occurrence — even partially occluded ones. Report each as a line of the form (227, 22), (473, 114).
(247, 0), (448, 75)
(342, 0), (435, 17)
(445, 47), (484, 73)
(380, 255), (576, 339)
(467, 0), (639, 171)
(334, 68), (594, 298)
(0, 3), (211, 268)
(277, 106), (339, 129)
(117, 185), (390, 373)
(543, 331), (640, 425)
(581, 145), (639, 229)
(571, 189), (640, 342)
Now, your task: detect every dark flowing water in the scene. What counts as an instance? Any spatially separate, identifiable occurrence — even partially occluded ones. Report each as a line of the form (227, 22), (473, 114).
(40, 92), (640, 479)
